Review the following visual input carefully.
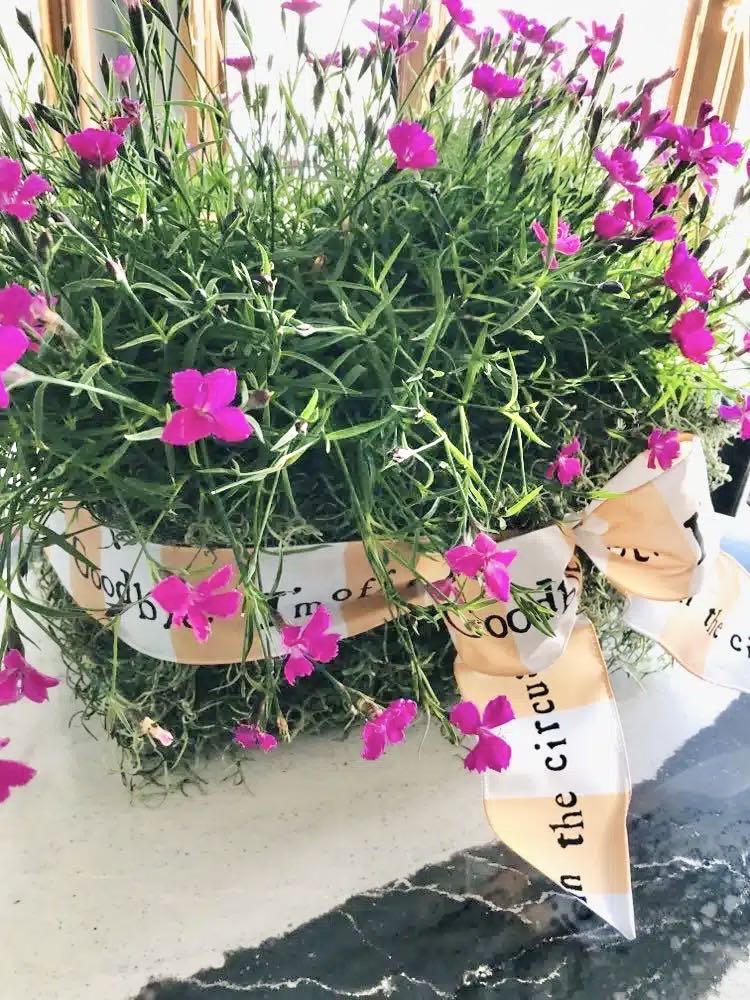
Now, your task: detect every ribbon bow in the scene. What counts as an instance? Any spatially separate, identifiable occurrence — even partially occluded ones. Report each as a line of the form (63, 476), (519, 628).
(448, 435), (750, 938)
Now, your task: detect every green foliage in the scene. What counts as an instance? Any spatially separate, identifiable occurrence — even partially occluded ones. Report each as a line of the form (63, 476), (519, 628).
(0, 2), (744, 781)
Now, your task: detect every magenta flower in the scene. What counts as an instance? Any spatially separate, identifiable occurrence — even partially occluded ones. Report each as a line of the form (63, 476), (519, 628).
(637, 94), (674, 142)
(594, 187), (677, 242)
(0, 650), (59, 706)
(656, 182), (680, 208)
(112, 53), (136, 83)
(387, 122), (438, 171)
(111, 98), (142, 134)
(647, 429), (681, 470)
(664, 241), (713, 302)
(444, 533), (517, 603)
(306, 51), (342, 69)
(531, 218), (581, 270)
(161, 368), (253, 446)
(233, 723), (278, 752)
(471, 64), (524, 102)
(152, 564), (243, 643)
(743, 331), (750, 352)
(450, 697), (514, 774)
(225, 54), (255, 74)
(671, 309), (715, 365)
(281, 0), (320, 15)
(139, 717), (174, 747)
(674, 120), (743, 185)
(0, 738), (35, 805)
(593, 145), (642, 187)
(381, 2), (431, 31)
(546, 438), (583, 486)
(501, 11), (547, 43)
(719, 396), (750, 440)
(0, 326), (30, 408)
(578, 20), (613, 44)
(361, 699), (418, 761)
(65, 128), (124, 168)
(590, 45), (623, 71)
(280, 605), (341, 685)
(0, 157), (51, 221)
(442, 0), (475, 28)
(0, 284), (53, 351)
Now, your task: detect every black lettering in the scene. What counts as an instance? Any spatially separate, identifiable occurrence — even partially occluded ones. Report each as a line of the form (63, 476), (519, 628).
(731, 633), (742, 652)
(295, 601), (322, 619)
(332, 587), (352, 602)
(72, 536), (90, 580)
(534, 578), (558, 614)
(633, 548), (650, 562)
(549, 811), (584, 832)
(359, 578), (378, 599)
(526, 680), (550, 701)
(532, 698), (555, 714)
(115, 569), (133, 606)
(555, 791), (577, 808)
(508, 608), (531, 634)
(133, 581), (157, 622)
(556, 832), (585, 848)
(560, 874), (586, 897)
(485, 614), (508, 639)
(90, 567), (102, 590)
(535, 719), (561, 735)
(684, 512), (707, 566)
(557, 578), (577, 612)
(545, 754), (568, 772)
(267, 587), (300, 613)
(101, 574), (115, 598)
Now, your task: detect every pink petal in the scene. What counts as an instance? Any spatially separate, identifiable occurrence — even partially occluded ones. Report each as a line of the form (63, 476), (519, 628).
(449, 700), (482, 736)
(0, 670), (20, 705)
(463, 741), (492, 772)
(203, 368), (238, 410)
(212, 406), (252, 443)
(530, 220), (548, 246)
(473, 532), (498, 557)
(719, 403), (742, 421)
(0, 759), (36, 802)
(3, 201), (38, 221)
(481, 732), (513, 772)
(444, 544), (485, 579)
(161, 408), (214, 446)
(630, 186), (654, 222)
(171, 369), (204, 408)
(595, 211), (628, 239)
(483, 561), (512, 602)
(280, 623), (303, 650)
(257, 731), (278, 752)
(283, 651), (315, 685)
(649, 214), (678, 242)
(301, 604), (332, 640)
(306, 631), (340, 663)
(481, 695), (515, 728)
(0, 157), (21, 193)
(361, 719), (387, 760)
(19, 665), (59, 704)
(0, 326), (30, 370)
(196, 563), (235, 595)
(0, 382), (9, 409)
(152, 576), (191, 615)
(16, 174), (52, 199)
(198, 590), (242, 619)
(186, 607), (211, 642)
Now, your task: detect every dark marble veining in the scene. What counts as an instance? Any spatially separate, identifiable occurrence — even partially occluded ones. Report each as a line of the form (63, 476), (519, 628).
(136, 695), (750, 999)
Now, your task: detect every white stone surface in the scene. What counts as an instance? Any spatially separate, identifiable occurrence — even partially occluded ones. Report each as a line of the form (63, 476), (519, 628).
(0, 622), (489, 1000)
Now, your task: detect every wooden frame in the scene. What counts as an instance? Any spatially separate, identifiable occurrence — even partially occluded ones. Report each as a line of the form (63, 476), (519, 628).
(669, 0), (748, 126)
(39, 0), (98, 119)
(180, 0), (226, 148)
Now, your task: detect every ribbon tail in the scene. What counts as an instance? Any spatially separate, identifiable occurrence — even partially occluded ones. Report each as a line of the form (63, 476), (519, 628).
(456, 618), (635, 939)
(624, 551), (750, 693)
